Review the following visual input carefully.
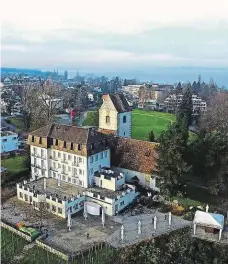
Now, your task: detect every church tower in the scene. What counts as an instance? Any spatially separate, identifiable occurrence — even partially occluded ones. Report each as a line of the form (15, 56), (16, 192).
(98, 94), (132, 138)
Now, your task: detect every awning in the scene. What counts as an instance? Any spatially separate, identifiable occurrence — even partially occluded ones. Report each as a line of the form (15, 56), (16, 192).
(193, 210), (224, 229)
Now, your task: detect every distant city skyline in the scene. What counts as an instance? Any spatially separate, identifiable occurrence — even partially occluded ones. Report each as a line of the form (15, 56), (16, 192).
(1, 0), (228, 73)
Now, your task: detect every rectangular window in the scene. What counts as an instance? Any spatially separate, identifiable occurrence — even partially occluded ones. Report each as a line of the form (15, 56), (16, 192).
(106, 116), (110, 123)
(68, 177), (71, 183)
(104, 151), (107, 158)
(100, 152), (103, 159)
(79, 169), (82, 175)
(3, 139), (7, 142)
(91, 143), (94, 150)
(58, 163), (61, 168)
(95, 154), (98, 161)
(41, 149), (44, 157)
(19, 192), (23, 198)
(53, 172), (56, 178)
(63, 141), (66, 148)
(68, 154), (71, 160)
(39, 137), (42, 144)
(63, 154), (66, 160)
(53, 162), (56, 169)
(58, 208), (62, 214)
(73, 203), (78, 210)
(55, 139), (58, 146)
(74, 168), (77, 175)
(68, 166), (71, 172)
(13, 137), (17, 140)
(46, 203), (50, 210)
(41, 160), (44, 167)
(78, 144), (81, 151)
(90, 156), (93, 163)
(70, 143), (74, 150)
(32, 136), (35, 142)
(58, 152), (61, 158)
(62, 175), (66, 181)
(79, 157), (82, 163)
(120, 201), (125, 206)
(52, 205), (56, 212)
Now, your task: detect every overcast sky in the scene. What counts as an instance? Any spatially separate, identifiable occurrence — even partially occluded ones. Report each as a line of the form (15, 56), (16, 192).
(1, 0), (228, 71)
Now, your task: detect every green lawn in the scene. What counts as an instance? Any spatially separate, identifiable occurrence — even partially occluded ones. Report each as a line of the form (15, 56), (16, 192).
(1, 155), (29, 184)
(1, 155), (27, 174)
(82, 109), (175, 140)
(132, 109), (175, 140)
(1, 228), (28, 263)
(7, 117), (25, 130)
(82, 111), (99, 126)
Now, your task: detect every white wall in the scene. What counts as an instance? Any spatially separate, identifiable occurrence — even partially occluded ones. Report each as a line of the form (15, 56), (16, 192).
(87, 149), (111, 186)
(30, 146), (49, 179)
(117, 112), (131, 138)
(112, 166), (150, 186)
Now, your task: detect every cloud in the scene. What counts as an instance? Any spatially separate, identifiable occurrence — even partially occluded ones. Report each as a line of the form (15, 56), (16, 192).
(1, 0), (228, 69)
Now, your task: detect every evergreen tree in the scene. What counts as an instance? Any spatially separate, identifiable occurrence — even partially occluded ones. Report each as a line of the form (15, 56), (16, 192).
(148, 130), (155, 142)
(157, 120), (190, 196)
(177, 83), (193, 128)
(175, 82), (182, 94)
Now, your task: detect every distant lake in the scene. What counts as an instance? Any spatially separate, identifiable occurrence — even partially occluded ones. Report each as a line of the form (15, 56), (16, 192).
(68, 67), (228, 88)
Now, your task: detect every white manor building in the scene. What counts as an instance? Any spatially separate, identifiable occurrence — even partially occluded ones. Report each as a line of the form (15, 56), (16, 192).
(17, 93), (158, 218)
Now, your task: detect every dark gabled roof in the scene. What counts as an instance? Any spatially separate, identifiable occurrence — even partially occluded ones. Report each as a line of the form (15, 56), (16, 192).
(111, 137), (159, 174)
(109, 94), (132, 113)
(30, 124), (108, 144)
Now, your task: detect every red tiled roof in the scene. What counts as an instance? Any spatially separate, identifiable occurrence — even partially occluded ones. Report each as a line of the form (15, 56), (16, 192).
(111, 137), (158, 174)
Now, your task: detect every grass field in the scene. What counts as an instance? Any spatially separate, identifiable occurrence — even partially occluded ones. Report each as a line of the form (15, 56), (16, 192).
(82, 111), (99, 126)
(82, 109), (175, 140)
(1, 228), (28, 263)
(1, 155), (29, 184)
(132, 109), (175, 140)
(1, 155), (27, 174)
(7, 117), (25, 130)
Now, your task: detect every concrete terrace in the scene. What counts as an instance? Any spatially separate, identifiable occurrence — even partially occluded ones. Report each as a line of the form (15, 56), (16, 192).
(2, 197), (193, 254)
(107, 213), (191, 248)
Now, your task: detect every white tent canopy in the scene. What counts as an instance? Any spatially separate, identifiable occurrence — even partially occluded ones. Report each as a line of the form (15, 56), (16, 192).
(193, 211), (224, 229)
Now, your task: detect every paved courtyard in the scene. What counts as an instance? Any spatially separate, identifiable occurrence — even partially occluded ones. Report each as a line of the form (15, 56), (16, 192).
(2, 196), (193, 254)
(107, 213), (191, 248)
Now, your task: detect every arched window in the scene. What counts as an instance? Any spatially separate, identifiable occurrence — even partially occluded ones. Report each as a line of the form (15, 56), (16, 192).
(106, 116), (110, 124)
(123, 115), (126, 123)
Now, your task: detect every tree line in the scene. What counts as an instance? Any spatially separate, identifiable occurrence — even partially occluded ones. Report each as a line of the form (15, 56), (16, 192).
(155, 85), (228, 196)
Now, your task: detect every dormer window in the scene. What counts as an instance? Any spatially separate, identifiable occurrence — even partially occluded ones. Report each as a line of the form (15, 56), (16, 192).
(123, 115), (126, 123)
(78, 144), (81, 151)
(63, 141), (67, 148)
(31, 136), (35, 143)
(106, 116), (110, 124)
(39, 137), (42, 144)
(70, 143), (74, 150)
(55, 139), (58, 146)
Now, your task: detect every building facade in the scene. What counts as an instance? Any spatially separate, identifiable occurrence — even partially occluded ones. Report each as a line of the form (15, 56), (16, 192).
(98, 94), (132, 138)
(1, 131), (19, 153)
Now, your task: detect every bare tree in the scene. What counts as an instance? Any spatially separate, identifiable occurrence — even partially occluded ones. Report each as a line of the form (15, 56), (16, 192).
(200, 92), (228, 134)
